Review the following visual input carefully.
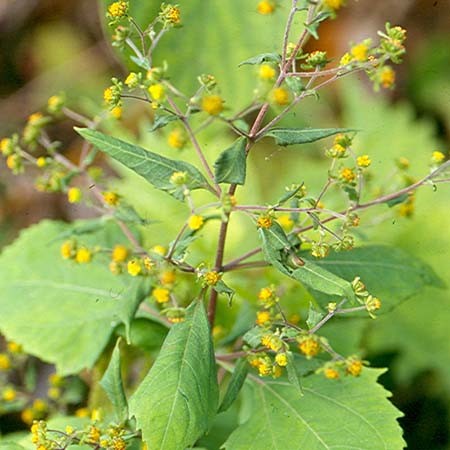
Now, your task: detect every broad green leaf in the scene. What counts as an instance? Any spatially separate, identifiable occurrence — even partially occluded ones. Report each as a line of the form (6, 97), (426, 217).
(311, 246), (444, 309)
(223, 369), (405, 449)
(100, 339), (128, 422)
(258, 225), (356, 302)
(0, 220), (145, 375)
(265, 127), (355, 146)
(214, 138), (247, 185)
(75, 128), (211, 199)
(291, 260), (356, 303)
(218, 358), (249, 413)
(129, 300), (218, 450)
(238, 53), (281, 67)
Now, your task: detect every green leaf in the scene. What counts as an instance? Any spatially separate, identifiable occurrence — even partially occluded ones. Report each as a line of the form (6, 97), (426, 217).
(149, 114), (180, 132)
(129, 300), (218, 450)
(258, 225), (356, 302)
(310, 246), (444, 309)
(218, 358), (249, 413)
(243, 326), (265, 349)
(214, 280), (235, 306)
(238, 53), (281, 67)
(292, 260), (356, 303)
(214, 138), (247, 185)
(265, 127), (356, 146)
(0, 220), (143, 375)
(286, 352), (303, 395)
(386, 193), (409, 207)
(306, 302), (324, 329)
(223, 369), (405, 449)
(75, 128), (211, 200)
(100, 339), (128, 423)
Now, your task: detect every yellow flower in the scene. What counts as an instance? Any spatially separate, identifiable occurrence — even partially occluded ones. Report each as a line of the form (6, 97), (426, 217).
(103, 87), (114, 104)
(275, 353), (288, 367)
(91, 409), (102, 421)
(48, 373), (64, 387)
(0, 137), (12, 155)
(270, 87), (290, 106)
(340, 52), (352, 66)
(28, 112), (43, 124)
(160, 270), (176, 285)
(324, 367), (340, 379)
(346, 358), (363, 376)
(65, 426), (74, 434)
(203, 271), (221, 286)
(339, 167), (356, 183)
(47, 94), (65, 114)
(170, 171), (187, 185)
(167, 129), (187, 149)
(75, 248), (92, 264)
(151, 245), (166, 256)
(88, 425), (101, 444)
(6, 154), (21, 171)
(60, 241), (74, 259)
(258, 64), (276, 81)
(256, 310), (271, 326)
(110, 106), (122, 119)
(112, 244), (128, 263)
(201, 95), (224, 116)
(2, 387), (16, 402)
(366, 296), (382, 312)
(75, 407), (90, 418)
(48, 387), (61, 400)
(67, 187), (82, 204)
(323, 0), (345, 10)
(298, 337), (321, 358)
(21, 408), (34, 425)
(103, 191), (120, 206)
(32, 399), (47, 412)
(36, 156), (47, 168)
(188, 214), (204, 231)
(127, 259), (142, 276)
(258, 286), (274, 302)
(125, 72), (139, 88)
(399, 195), (415, 217)
(108, 1), (128, 18)
(350, 43), (369, 62)
(431, 151), (445, 164)
(7, 341), (22, 354)
(272, 365), (283, 378)
(380, 66), (395, 89)
(165, 6), (181, 25)
(143, 256), (154, 270)
(257, 0), (276, 15)
(356, 155), (371, 168)
(258, 361), (272, 376)
(152, 287), (170, 304)
(257, 215), (272, 229)
(276, 214), (294, 232)
(148, 83), (165, 101)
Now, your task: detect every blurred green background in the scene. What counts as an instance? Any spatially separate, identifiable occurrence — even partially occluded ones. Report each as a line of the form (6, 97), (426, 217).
(0, 1), (449, 448)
